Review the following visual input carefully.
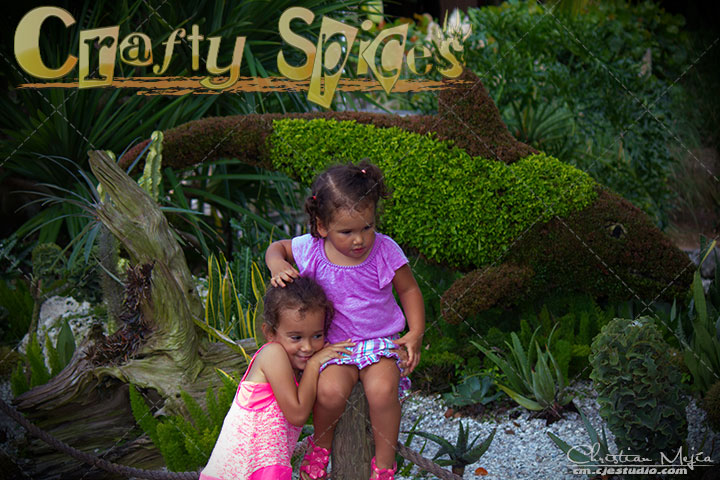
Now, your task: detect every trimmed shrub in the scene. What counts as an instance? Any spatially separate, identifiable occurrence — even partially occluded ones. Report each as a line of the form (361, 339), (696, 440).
(435, 190), (692, 317)
(119, 69), (533, 172)
(413, 349), (463, 393)
(270, 118), (597, 269)
(507, 188), (693, 303)
(441, 264), (534, 323)
(436, 68), (536, 163)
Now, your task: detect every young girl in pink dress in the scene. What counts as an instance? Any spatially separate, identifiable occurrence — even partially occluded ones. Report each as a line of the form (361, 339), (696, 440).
(266, 160), (425, 480)
(199, 277), (353, 480)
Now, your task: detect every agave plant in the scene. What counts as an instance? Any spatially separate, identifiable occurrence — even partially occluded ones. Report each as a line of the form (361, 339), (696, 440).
(411, 422), (496, 476)
(547, 407), (612, 477)
(472, 327), (572, 420)
(443, 374), (501, 408)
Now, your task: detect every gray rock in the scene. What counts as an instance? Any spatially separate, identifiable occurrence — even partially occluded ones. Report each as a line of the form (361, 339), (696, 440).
(19, 296), (99, 364)
(687, 247), (720, 279)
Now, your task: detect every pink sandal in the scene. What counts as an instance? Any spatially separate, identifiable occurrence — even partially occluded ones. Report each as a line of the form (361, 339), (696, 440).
(370, 456), (397, 480)
(300, 436), (331, 480)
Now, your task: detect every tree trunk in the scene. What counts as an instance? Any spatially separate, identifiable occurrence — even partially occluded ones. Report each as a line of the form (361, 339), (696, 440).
(331, 382), (374, 480)
(11, 151), (252, 478)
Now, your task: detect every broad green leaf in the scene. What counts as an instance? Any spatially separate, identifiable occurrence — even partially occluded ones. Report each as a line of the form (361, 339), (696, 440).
(532, 345), (555, 406)
(56, 319), (76, 367)
(547, 432), (591, 463)
(461, 428), (496, 464)
(693, 271), (708, 326)
(192, 315), (250, 362)
(497, 384), (543, 410)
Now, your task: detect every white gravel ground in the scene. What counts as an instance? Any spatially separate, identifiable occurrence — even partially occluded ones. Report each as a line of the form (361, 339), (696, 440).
(397, 382), (720, 479)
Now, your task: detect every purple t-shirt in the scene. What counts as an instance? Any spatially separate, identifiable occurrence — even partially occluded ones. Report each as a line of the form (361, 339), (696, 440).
(291, 232), (409, 343)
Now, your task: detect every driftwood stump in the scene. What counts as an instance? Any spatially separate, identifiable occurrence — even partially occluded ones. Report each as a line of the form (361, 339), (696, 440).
(11, 151), (250, 478)
(331, 382), (374, 480)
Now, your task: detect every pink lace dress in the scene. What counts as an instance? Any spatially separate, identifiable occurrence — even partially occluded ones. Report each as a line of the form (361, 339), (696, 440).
(199, 344), (302, 480)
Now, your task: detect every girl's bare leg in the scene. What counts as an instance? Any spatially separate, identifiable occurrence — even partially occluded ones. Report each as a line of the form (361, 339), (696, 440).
(313, 364), (359, 449)
(358, 358), (401, 470)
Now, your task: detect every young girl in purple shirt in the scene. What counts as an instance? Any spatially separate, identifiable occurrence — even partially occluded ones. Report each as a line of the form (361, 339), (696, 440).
(266, 160), (425, 480)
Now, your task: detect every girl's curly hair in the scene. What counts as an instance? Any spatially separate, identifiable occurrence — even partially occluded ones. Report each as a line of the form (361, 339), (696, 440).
(263, 276), (334, 335)
(304, 159), (389, 238)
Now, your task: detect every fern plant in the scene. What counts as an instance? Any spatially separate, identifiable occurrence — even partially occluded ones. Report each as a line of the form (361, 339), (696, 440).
(129, 369), (241, 472)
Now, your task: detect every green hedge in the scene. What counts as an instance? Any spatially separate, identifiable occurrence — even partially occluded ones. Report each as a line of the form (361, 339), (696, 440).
(270, 118), (597, 269)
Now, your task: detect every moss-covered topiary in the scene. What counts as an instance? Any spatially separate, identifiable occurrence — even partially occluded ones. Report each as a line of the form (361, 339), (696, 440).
(441, 264), (534, 323)
(436, 68), (536, 163)
(443, 187), (693, 316)
(119, 69), (534, 171)
(270, 118), (597, 269)
(590, 317), (688, 461)
(116, 68), (692, 317)
(703, 380), (720, 432)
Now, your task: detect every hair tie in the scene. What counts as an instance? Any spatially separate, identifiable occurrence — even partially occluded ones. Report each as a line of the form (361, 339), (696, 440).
(361, 169), (366, 174)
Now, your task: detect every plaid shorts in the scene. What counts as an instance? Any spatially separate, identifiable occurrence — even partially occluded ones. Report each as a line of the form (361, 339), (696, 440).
(319, 336), (411, 397)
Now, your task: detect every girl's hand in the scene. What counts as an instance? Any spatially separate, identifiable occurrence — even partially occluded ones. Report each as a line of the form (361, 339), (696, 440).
(390, 347), (410, 377)
(308, 340), (355, 368)
(394, 331), (423, 374)
(266, 240), (298, 287)
(270, 262), (300, 287)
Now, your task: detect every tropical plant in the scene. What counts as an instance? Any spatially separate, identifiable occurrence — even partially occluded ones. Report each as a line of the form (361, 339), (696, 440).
(455, 292), (615, 382)
(443, 375), (501, 408)
(472, 329), (572, 418)
(16, 134), (175, 305)
(395, 415), (428, 478)
(411, 423), (496, 476)
(2, 0), (372, 263)
(129, 369), (241, 472)
(653, 240), (720, 395)
(502, 94), (580, 162)
(0, 278), (33, 343)
(166, 158), (307, 263)
(547, 407), (612, 478)
(195, 252), (266, 361)
(590, 317), (687, 461)
(11, 321), (76, 396)
(682, 267), (720, 395)
(454, 0), (694, 225)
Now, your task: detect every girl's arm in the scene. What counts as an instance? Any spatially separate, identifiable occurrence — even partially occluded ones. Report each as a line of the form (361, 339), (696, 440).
(392, 264), (425, 374)
(265, 239), (299, 287)
(259, 342), (353, 426)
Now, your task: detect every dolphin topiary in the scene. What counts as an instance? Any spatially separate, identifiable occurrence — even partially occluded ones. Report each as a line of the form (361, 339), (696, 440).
(121, 69), (692, 324)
